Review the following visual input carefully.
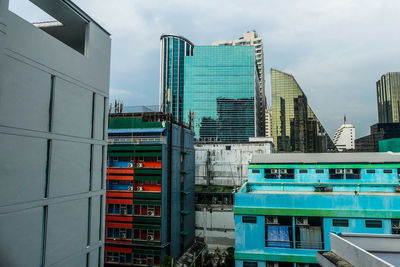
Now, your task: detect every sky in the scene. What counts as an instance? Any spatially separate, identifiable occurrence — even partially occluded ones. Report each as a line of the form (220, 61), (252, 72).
(9, 0), (400, 138)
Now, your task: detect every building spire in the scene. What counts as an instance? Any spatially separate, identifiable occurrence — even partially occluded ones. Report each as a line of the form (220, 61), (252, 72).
(344, 114), (346, 124)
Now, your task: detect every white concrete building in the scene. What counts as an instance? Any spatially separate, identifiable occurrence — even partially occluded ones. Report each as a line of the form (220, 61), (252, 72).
(194, 139), (274, 251)
(0, 1), (111, 266)
(332, 122), (356, 151)
(213, 31), (266, 136)
(265, 108), (272, 137)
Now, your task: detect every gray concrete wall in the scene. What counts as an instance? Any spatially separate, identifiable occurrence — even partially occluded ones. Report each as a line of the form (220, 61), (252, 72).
(0, 1), (110, 266)
(195, 142), (273, 186)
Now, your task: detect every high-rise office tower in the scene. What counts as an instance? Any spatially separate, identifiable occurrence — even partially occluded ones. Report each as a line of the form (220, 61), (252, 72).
(271, 69), (336, 152)
(0, 1), (111, 266)
(159, 34), (194, 122)
(183, 46), (262, 142)
(377, 72), (400, 123)
(332, 116), (356, 151)
(213, 31), (266, 136)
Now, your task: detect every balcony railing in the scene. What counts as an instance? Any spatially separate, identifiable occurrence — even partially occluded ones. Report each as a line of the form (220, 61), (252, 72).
(108, 136), (167, 145)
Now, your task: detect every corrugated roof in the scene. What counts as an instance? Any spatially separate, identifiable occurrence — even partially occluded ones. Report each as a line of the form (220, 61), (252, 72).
(251, 152), (400, 164)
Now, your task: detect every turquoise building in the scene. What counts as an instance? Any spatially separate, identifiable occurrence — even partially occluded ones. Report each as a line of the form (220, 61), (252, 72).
(159, 34), (194, 122)
(234, 153), (400, 267)
(183, 46), (262, 142)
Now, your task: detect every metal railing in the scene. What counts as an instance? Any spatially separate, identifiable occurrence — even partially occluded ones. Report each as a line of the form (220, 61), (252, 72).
(108, 136), (167, 145)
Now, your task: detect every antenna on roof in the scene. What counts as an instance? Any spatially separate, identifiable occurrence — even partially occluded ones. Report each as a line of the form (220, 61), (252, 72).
(344, 114), (346, 124)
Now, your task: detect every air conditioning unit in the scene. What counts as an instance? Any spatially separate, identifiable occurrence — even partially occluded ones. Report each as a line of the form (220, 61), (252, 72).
(271, 169), (279, 174)
(127, 186), (133, 191)
(121, 209), (127, 215)
(147, 234), (154, 241)
(280, 169), (288, 174)
(392, 220), (400, 229)
(335, 169), (344, 174)
(120, 232), (127, 239)
(137, 163), (143, 168)
(137, 186), (143, 191)
(296, 217), (309, 225)
(127, 163), (133, 167)
(346, 169), (354, 174)
(266, 216), (278, 224)
(147, 210), (155, 216)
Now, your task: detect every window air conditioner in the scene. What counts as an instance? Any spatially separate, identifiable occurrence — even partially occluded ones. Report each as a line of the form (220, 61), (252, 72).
(392, 220), (400, 229)
(147, 210), (155, 216)
(121, 209), (127, 215)
(127, 163), (133, 167)
(266, 216), (278, 224)
(137, 163), (143, 168)
(137, 186), (143, 191)
(120, 232), (127, 239)
(345, 169), (353, 174)
(147, 234), (154, 241)
(295, 217), (309, 225)
(271, 169), (279, 174)
(127, 186), (133, 191)
(280, 169), (288, 174)
(335, 169), (344, 174)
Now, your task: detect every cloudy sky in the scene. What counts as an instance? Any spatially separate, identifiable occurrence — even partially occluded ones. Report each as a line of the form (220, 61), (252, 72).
(9, 0), (400, 137)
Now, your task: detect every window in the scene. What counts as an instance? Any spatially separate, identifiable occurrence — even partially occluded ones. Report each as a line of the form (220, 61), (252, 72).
(264, 169), (279, 179)
(333, 219), (349, 227)
(392, 219), (400, 234)
(225, 145), (231, 150)
(280, 169), (295, 179)
(242, 216), (257, 223)
(299, 169), (308, 174)
(252, 170), (260, 174)
(243, 262), (258, 267)
(366, 220), (382, 228)
(346, 168), (361, 179)
(366, 169), (376, 174)
(329, 169), (344, 179)
(316, 169), (324, 174)
(265, 216), (293, 248)
(384, 169), (393, 174)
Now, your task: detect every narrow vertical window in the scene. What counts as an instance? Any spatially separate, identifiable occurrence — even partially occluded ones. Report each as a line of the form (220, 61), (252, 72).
(48, 75), (55, 132)
(44, 139), (52, 198)
(87, 197), (92, 246)
(101, 145), (105, 190)
(103, 97), (108, 140)
(99, 195), (103, 241)
(89, 144), (93, 191)
(40, 206), (48, 267)
(91, 93), (96, 138)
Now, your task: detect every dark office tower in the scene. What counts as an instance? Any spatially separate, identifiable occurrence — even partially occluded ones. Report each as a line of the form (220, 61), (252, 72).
(377, 72), (400, 123)
(271, 69), (336, 152)
(159, 34), (194, 122)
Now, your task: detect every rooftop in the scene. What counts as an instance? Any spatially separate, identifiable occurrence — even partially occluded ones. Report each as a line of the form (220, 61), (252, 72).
(251, 152), (400, 164)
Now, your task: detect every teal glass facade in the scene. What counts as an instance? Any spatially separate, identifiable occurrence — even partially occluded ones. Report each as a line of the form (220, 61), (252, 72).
(183, 46), (261, 142)
(159, 34), (194, 122)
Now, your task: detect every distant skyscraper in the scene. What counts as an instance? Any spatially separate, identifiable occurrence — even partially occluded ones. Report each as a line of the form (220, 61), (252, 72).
(183, 46), (262, 142)
(332, 116), (356, 151)
(271, 69), (336, 152)
(377, 72), (400, 123)
(265, 108), (272, 137)
(213, 31), (266, 135)
(159, 34), (194, 122)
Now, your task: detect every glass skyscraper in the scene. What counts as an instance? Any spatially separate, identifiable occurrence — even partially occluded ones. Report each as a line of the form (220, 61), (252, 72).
(271, 68), (336, 152)
(183, 46), (261, 142)
(377, 72), (400, 123)
(159, 34), (194, 122)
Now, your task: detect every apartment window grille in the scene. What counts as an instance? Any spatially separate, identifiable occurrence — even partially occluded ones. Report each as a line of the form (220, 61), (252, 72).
(295, 217), (324, 250)
(366, 169), (376, 174)
(316, 169), (324, 174)
(366, 220), (382, 228)
(333, 219), (349, 227)
(392, 219), (400, 234)
(384, 169), (393, 174)
(242, 216), (257, 223)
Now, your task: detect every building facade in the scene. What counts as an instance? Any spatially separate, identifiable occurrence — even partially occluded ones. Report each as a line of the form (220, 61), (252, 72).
(194, 139), (274, 251)
(183, 46), (262, 142)
(213, 31), (266, 135)
(265, 108), (272, 137)
(0, 1), (111, 266)
(377, 72), (400, 123)
(159, 34), (194, 122)
(332, 121), (355, 151)
(271, 68), (336, 152)
(356, 123), (400, 152)
(234, 153), (400, 267)
(105, 112), (195, 266)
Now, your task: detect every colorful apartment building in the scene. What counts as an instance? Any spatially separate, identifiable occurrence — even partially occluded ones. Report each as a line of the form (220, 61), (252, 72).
(234, 153), (400, 267)
(104, 112), (195, 266)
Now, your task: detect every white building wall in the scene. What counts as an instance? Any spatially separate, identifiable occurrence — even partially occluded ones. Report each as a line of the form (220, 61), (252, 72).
(332, 124), (356, 151)
(0, 1), (110, 266)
